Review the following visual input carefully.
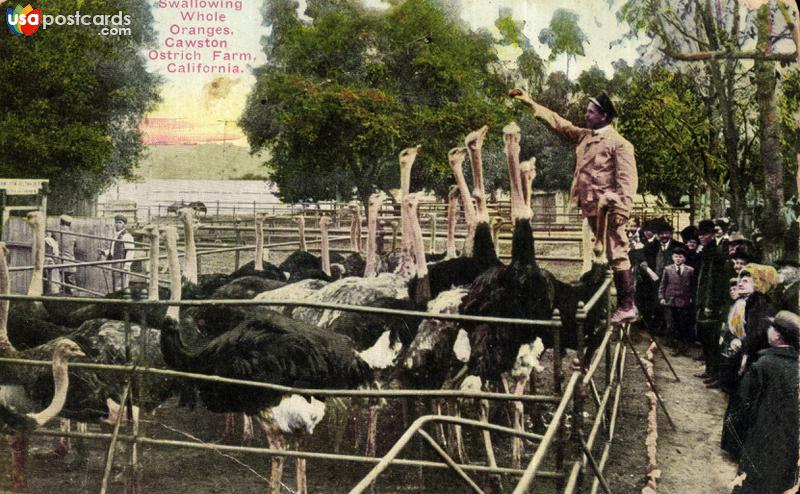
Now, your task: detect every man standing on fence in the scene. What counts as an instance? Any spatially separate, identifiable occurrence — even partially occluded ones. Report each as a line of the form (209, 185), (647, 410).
(510, 88), (639, 323)
(99, 214), (135, 291)
(58, 215), (78, 294)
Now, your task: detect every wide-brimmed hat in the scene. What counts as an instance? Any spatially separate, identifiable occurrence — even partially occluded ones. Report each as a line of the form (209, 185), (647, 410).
(739, 263), (780, 294)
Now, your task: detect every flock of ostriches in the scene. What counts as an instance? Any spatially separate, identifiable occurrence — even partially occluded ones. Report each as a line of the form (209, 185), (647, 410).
(0, 123), (608, 493)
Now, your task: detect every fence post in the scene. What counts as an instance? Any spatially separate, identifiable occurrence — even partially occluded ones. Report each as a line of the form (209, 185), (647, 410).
(234, 217), (242, 271)
(216, 200), (220, 217)
(574, 316), (587, 492)
(429, 213), (437, 254)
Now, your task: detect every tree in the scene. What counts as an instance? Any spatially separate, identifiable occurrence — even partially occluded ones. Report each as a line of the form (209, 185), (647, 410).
(241, 0), (509, 207)
(0, 0), (161, 213)
(618, 0), (799, 257)
(537, 8), (588, 79)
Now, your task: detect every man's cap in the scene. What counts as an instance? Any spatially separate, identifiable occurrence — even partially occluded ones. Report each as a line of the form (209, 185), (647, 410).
(672, 246), (687, 257)
(680, 225), (698, 241)
(651, 217), (673, 233)
(698, 219), (716, 235)
(768, 311), (800, 348)
(59, 214), (73, 225)
(589, 92), (617, 120)
(114, 214), (128, 223)
(714, 218), (729, 232)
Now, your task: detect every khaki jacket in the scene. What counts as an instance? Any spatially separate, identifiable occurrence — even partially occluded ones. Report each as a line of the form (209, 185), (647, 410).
(532, 103), (637, 217)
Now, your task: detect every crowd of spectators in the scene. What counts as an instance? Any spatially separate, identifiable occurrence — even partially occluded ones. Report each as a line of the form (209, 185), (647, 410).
(627, 217), (799, 493)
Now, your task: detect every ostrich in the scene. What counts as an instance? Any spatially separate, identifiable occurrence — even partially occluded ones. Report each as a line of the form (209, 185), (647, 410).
(228, 213), (288, 281)
(0, 339), (85, 434)
(159, 281), (374, 494)
(0, 339), (85, 491)
(395, 145), (421, 276)
(337, 203), (367, 277)
(425, 185), (460, 263)
(458, 122), (556, 468)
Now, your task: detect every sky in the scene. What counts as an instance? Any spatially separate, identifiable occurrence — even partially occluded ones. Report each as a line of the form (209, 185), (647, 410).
(140, 0), (643, 146)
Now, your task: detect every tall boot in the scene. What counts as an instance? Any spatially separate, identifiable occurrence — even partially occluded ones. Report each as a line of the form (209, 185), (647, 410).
(611, 269), (638, 324)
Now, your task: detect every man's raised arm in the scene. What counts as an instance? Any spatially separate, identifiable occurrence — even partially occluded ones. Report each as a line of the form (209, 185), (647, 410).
(509, 88), (590, 142)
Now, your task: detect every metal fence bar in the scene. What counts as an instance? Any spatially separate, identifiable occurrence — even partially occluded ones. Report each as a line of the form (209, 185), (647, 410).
(512, 372), (581, 494)
(0, 292), (565, 328)
(31, 428), (562, 477)
(0, 357), (560, 403)
(416, 429), (484, 494)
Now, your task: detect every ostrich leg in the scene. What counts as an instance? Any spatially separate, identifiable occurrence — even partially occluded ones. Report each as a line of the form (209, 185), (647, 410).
(9, 433), (28, 493)
(222, 413), (236, 443)
(53, 419), (70, 456)
(478, 398), (497, 468)
(242, 415), (254, 444)
(257, 418), (286, 494)
(295, 439), (308, 494)
(365, 398), (380, 457)
(434, 399), (448, 449)
(510, 377), (528, 469)
(451, 400), (469, 464)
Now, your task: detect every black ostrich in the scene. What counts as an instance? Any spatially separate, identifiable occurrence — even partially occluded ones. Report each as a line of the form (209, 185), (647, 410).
(160, 309), (373, 494)
(459, 122), (555, 380)
(457, 123), (555, 470)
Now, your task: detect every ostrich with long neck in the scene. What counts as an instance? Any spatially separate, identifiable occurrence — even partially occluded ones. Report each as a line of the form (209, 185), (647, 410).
(445, 185), (459, 259)
(466, 125), (490, 224)
(364, 192), (388, 278)
(459, 122), (555, 469)
(395, 145), (421, 276)
(158, 248), (374, 494)
(426, 185), (460, 262)
(319, 216), (332, 277)
(177, 207), (199, 285)
(342, 203), (366, 277)
(448, 147), (477, 256)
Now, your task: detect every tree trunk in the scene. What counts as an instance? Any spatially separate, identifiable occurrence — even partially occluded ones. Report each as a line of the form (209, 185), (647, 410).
(754, 4), (785, 260)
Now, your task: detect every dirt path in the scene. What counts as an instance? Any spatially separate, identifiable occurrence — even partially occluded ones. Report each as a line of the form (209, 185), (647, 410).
(606, 327), (738, 493)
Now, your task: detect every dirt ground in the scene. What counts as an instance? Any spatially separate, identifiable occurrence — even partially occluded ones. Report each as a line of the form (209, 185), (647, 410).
(604, 326), (738, 494)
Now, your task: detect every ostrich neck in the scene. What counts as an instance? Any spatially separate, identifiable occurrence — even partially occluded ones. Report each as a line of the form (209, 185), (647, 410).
(364, 205), (379, 277)
(468, 148), (489, 222)
(408, 206), (427, 278)
(320, 224), (330, 276)
(28, 218), (45, 297)
(164, 229), (182, 321)
(350, 211), (362, 253)
(148, 233), (160, 301)
(298, 218), (307, 252)
(450, 160), (477, 227)
(254, 218), (264, 272)
(446, 195), (458, 259)
(505, 141), (531, 221)
(182, 215), (198, 284)
(0, 249), (13, 353)
(29, 356), (69, 426)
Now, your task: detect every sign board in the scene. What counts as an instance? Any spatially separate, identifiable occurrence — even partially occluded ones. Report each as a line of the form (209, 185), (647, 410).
(0, 179), (48, 196)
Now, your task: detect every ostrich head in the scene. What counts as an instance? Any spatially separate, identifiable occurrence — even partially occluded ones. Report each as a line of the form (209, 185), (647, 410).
(519, 158), (537, 211)
(52, 338), (86, 360)
(465, 125), (488, 151)
(447, 147), (467, 171)
(502, 122), (521, 147)
(399, 145), (421, 198)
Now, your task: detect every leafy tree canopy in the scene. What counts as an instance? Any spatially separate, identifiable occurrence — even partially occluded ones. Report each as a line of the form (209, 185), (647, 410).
(242, 0), (511, 205)
(0, 0), (161, 213)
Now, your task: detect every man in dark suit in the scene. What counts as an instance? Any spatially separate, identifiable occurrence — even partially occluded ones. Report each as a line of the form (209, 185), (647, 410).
(694, 219), (730, 381)
(658, 247), (695, 355)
